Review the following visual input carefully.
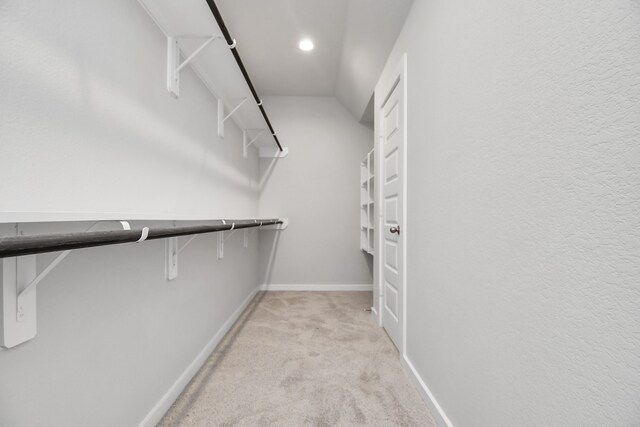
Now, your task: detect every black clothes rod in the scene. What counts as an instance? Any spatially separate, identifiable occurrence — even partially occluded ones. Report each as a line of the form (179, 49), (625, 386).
(0, 219), (282, 258)
(204, 0), (283, 152)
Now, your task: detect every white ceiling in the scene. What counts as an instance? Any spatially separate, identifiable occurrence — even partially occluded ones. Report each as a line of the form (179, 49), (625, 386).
(217, 0), (413, 122)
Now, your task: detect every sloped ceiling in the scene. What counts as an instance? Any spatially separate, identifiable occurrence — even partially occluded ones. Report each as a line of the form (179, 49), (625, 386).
(217, 0), (413, 122)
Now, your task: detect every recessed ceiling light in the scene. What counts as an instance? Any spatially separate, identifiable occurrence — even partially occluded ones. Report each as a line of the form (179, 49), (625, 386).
(298, 38), (314, 52)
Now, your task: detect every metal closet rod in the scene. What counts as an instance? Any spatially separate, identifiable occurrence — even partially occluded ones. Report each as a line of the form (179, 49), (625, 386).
(204, 0), (283, 152)
(0, 219), (282, 258)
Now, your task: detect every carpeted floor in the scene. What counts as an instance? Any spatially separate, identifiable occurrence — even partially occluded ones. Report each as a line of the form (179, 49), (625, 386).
(158, 291), (436, 427)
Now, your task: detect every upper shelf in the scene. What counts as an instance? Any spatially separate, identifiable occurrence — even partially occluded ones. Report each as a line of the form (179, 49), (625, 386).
(137, 0), (281, 149)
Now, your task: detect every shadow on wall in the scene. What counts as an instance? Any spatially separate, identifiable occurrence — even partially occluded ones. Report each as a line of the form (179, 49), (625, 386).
(258, 151), (285, 286)
(259, 155), (283, 192)
(3, 10), (257, 200)
(157, 290), (268, 423)
(260, 230), (282, 286)
(363, 253), (373, 278)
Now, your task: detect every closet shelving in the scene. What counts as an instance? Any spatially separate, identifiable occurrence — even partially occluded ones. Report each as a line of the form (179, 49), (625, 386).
(137, 0), (287, 157)
(360, 149), (374, 255)
(0, 218), (286, 349)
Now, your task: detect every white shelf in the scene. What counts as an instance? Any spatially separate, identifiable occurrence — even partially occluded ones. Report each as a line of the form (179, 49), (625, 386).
(360, 148), (375, 256)
(137, 0), (277, 148)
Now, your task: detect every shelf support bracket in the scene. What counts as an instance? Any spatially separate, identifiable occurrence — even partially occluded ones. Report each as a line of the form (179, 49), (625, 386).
(2, 221), (132, 349)
(243, 129), (267, 158)
(218, 98), (248, 139)
(217, 233), (224, 260)
(167, 35), (223, 98)
(165, 234), (199, 281)
(217, 222), (239, 260)
(15, 221), (132, 317)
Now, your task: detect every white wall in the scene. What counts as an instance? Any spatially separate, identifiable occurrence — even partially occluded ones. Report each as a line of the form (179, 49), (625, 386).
(259, 96), (373, 288)
(335, 0), (413, 122)
(0, 1), (264, 426)
(0, 221), (261, 427)
(376, 0), (640, 426)
(0, 0), (259, 220)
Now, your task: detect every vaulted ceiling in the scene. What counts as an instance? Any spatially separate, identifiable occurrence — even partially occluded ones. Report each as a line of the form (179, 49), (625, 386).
(217, 0), (413, 123)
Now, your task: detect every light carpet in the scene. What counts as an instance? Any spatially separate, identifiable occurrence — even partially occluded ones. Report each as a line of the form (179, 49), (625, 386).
(158, 291), (436, 426)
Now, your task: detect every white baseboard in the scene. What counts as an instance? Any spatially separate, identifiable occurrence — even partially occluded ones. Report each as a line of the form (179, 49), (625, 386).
(138, 287), (260, 427)
(401, 355), (454, 427)
(260, 283), (373, 291)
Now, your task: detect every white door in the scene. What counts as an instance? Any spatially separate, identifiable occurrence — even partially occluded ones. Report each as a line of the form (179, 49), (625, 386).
(380, 67), (405, 351)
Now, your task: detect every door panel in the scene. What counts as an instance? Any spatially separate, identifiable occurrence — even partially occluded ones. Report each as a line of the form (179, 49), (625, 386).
(384, 241), (398, 271)
(385, 102), (399, 139)
(384, 196), (399, 224)
(380, 73), (404, 351)
(385, 148), (399, 182)
(384, 281), (399, 321)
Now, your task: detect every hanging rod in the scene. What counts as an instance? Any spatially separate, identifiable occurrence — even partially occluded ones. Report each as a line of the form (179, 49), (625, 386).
(204, 0), (283, 152)
(0, 219), (282, 259)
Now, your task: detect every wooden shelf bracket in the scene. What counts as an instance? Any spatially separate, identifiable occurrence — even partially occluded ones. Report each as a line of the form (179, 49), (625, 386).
(243, 129), (267, 158)
(165, 234), (199, 281)
(167, 35), (223, 97)
(218, 97), (248, 139)
(1, 221), (135, 349)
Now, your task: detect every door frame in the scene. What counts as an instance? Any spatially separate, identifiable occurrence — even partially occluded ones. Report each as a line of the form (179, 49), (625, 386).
(374, 53), (407, 356)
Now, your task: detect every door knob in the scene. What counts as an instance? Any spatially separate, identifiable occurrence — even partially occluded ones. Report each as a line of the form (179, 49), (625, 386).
(390, 226), (400, 235)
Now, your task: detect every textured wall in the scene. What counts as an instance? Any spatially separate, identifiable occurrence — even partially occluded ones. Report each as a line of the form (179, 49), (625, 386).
(334, 0), (414, 122)
(377, 0), (640, 425)
(0, 0), (259, 220)
(258, 96), (373, 287)
(0, 0), (263, 426)
(0, 221), (261, 427)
